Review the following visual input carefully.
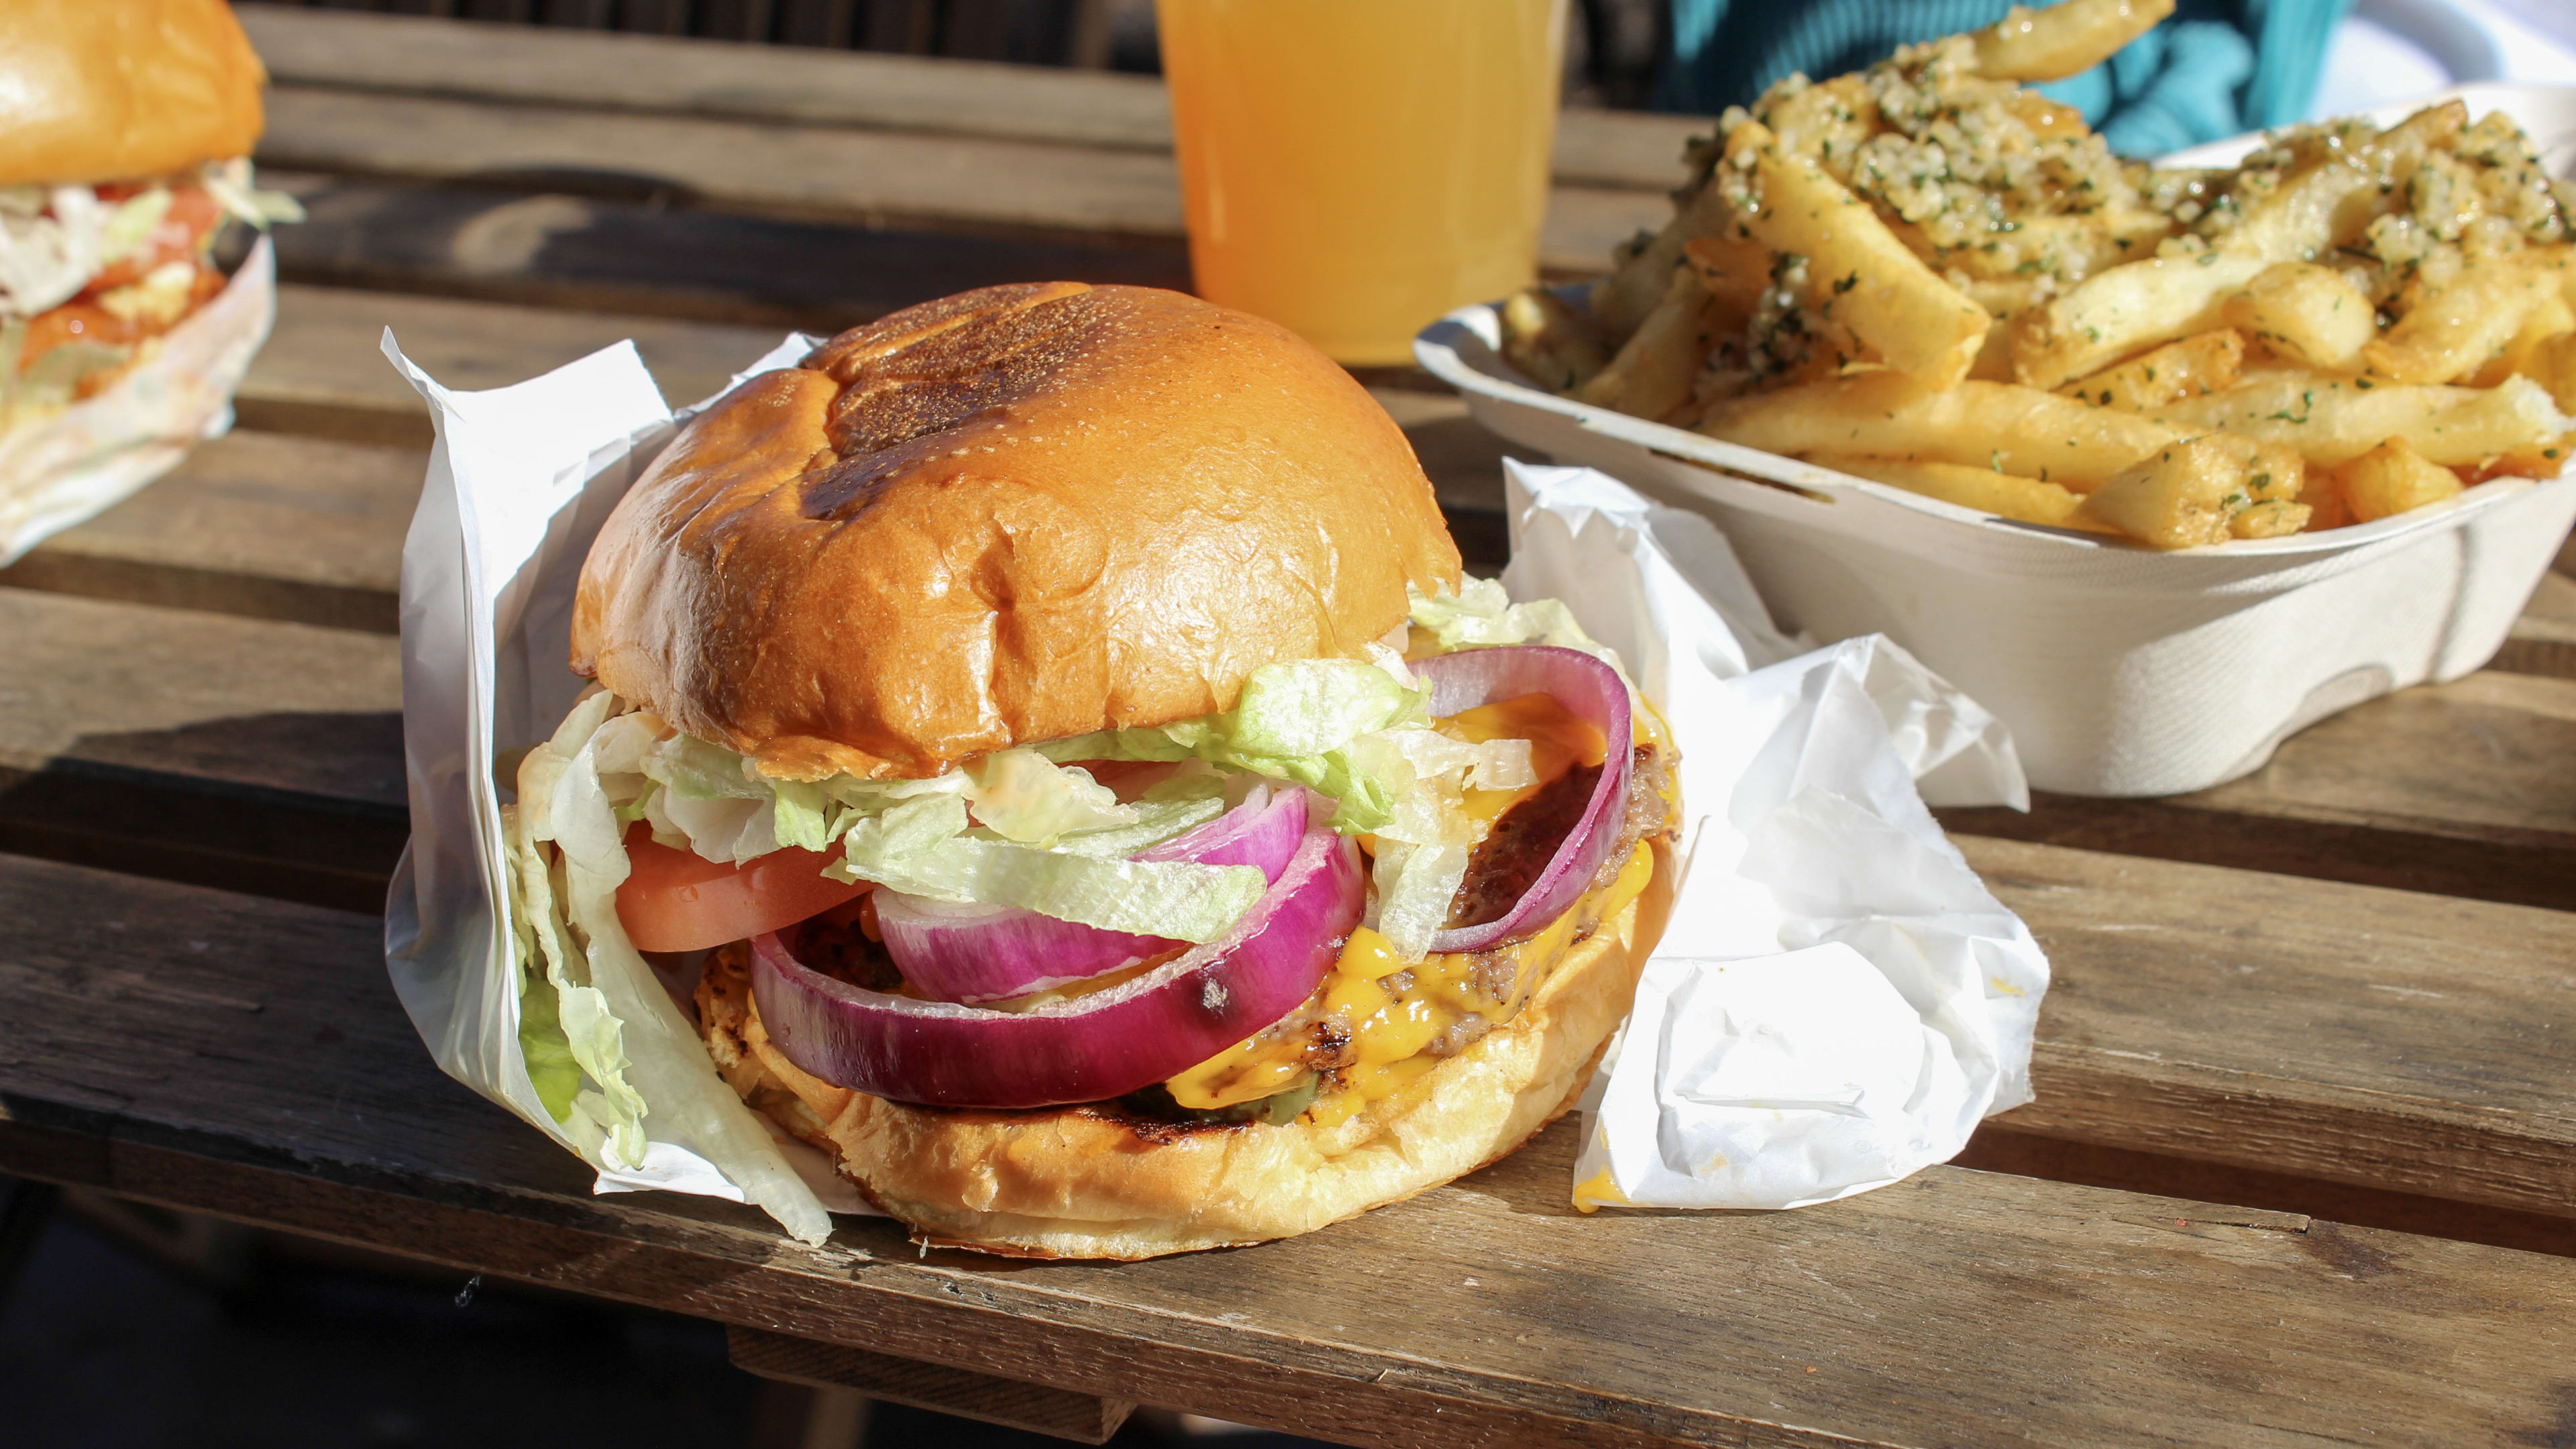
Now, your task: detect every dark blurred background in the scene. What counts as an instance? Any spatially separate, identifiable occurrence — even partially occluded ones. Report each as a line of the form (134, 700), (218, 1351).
(241, 0), (1672, 108)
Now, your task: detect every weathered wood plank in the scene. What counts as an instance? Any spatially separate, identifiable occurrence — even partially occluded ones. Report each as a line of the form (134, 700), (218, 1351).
(262, 170), (1193, 333)
(254, 87), (1666, 277)
(7, 588), (2576, 1226)
(1945, 671), (2576, 913)
(239, 283), (788, 446)
(0, 433), (422, 633)
(0, 590), (401, 796)
(727, 1328), (1133, 1445)
(2494, 568), (2576, 680)
(258, 87), (1185, 242)
(0, 400), (1498, 637)
(1957, 1127), (2576, 1260)
(234, 3), (1714, 191)
(1963, 835), (2576, 1222)
(0, 588), (404, 911)
(231, 286), (1522, 529)
(6, 851), (2576, 1449)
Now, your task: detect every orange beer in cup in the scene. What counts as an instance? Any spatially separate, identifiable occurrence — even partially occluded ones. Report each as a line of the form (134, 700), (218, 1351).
(1155, 0), (1565, 366)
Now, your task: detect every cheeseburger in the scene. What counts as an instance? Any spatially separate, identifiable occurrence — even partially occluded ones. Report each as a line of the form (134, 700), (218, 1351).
(505, 282), (1677, 1258)
(0, 0), (299, 435)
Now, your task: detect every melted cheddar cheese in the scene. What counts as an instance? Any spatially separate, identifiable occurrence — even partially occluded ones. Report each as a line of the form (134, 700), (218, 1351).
(1165, 841), (1658, 1120)
(1444, 692), (1609, 829)
(1162, 686), (1670, 1125)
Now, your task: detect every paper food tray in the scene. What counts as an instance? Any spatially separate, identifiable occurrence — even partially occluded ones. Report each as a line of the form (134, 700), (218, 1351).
(1416, 85), (2576, 799)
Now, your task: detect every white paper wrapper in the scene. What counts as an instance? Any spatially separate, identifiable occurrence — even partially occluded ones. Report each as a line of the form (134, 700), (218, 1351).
(382, 327), (861, 1246)
(0, 237), (278, 566)
(1500, 462), (2048, 1210)
(382, 339), (2049, 1242)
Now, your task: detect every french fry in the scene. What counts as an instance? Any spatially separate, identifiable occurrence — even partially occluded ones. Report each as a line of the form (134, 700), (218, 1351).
(1682, 234), (1772, 317)
(1566, 265), (1752, 423)
(1969, 319), (2021, 381)
(2154, 372), (2572, 467)
(1926, 215), (2110, 282)
(2015, 252), (2269, 390)
(1500, 288), (1610, 394)
(2464, 433), (2570, 482)
(2015, 109), (2459, 388)
(1698, 372), (2179, 488)
(2011, 92), (2090, 136)
(2073, 435), (2268, 547)
(1960, 276), (2052, 319)
(1970, 0), (2176, 80)
(1805, 451), (2089, 527)
(2056, 329), (2245, 411)
(1578, 268), (1718, 421)
(2231, 498), (2314, 537)
(1592, 176), (1733, 342)
(1757, 74), (1878, 162)
(2301, 471), (2355, 530)
(1727, 121), (1992, 388)
(2532, 332), (2576, 413)
(2469, 292), (2572, 388)
(2329, 437), (2467, 521)
(2364, 255), (2557, 384)
(2226, 263), (2376, 373)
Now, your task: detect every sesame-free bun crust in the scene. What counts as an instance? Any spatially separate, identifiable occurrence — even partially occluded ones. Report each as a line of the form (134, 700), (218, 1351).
(0, 0), (266, 186)
(698, 842), (1672, 1258)
(573, 283), (1460, 782)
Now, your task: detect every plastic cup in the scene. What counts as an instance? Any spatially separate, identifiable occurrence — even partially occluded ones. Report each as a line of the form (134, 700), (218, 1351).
(1155, 0), (1564, 366)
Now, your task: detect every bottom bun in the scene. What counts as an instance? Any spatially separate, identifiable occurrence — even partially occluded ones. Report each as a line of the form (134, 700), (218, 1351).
(697, 839), (1672, 1259)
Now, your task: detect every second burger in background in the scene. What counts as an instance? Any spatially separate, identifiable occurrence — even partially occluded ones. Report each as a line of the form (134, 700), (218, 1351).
(0, 0), (301, 438)
(502, 282), (1680, 1258)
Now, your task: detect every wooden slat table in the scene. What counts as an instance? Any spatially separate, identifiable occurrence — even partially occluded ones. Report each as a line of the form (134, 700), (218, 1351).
(6, 10), (2575, 1446)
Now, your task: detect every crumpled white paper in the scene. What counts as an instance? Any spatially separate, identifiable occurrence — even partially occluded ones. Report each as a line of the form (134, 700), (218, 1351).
(383, 327), (862, 1242)
(1499, 463), (2048, 1210)
(382, 335), (2049, 1240)
(0, 237), (277, 566)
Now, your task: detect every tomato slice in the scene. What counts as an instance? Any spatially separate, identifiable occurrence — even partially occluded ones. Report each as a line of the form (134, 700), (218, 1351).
(614, 822), (867, 953)
(83, 185), (223, 297)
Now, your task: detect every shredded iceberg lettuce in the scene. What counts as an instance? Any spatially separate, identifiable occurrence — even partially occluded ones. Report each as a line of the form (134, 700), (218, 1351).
(0, 159), (301, 323)
(1036, 655), (1435, 833)
(837, 832), (1266, 944)
(963, 749), (1136, 842)
(510, 692), (655, 1165)
(0, 184), (109, 319)
(572, 718), (1260, 942)
(820, 787), (1263, 943)
(517, 691), (834, 1244)
(97, 191), (173, 270)
(1409, 576), (1620, 669)
(197, 158), (307, 231)
(1364, 729), (1515, 961)
(512, 948), (584, 1126)
(547, 600), (1623, 966)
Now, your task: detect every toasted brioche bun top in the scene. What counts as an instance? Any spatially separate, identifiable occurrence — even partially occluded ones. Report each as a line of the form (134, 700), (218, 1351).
(573, 282), (1461, 781)
(0, 0), (267, 186)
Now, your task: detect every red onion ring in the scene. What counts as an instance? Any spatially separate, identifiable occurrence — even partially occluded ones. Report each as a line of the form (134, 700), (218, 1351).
(751, 822), (1363, 1108)
(1416, 645), (1633, 955)
(873, 786), (1306, 1004)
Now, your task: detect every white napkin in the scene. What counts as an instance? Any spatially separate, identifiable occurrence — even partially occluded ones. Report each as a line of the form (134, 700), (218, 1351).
(1497, 463), (2047, 1210)
(0, 237), (277, 566)
(383, 329), (861, 1244)
(380, 337), (2048, 1240)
